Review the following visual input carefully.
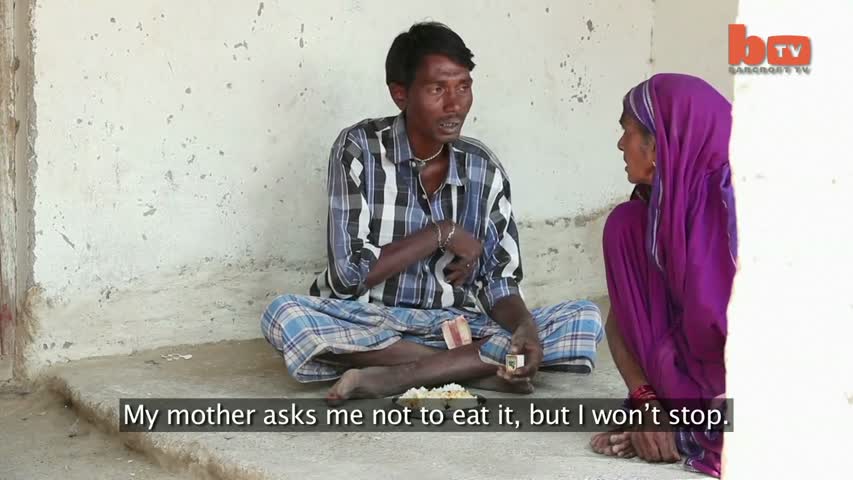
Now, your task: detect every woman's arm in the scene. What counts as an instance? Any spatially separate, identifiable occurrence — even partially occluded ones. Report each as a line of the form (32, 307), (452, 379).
(605, 310), (649, 392)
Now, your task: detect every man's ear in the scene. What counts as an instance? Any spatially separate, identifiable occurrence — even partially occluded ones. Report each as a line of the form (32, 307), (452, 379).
(388, 83), (407, 111)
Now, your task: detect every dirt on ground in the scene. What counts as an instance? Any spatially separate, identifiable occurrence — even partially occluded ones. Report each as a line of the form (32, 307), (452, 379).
(0, 379), (189, 480)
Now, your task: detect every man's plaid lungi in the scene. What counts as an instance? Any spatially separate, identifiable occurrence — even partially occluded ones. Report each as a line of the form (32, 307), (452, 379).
(261, 294), (603, 382)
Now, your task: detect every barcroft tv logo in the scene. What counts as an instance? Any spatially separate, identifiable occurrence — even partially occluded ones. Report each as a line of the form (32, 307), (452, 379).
(728, 24), (811, 74)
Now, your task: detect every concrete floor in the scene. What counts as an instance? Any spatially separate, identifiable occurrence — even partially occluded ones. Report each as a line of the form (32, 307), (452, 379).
(0, 381), (189, 480)
(19, 335), (707, 480)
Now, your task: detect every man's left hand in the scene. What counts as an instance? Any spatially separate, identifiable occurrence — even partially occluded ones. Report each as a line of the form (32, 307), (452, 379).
(444, 257), (475, 287)
(497, 319), (543, 384)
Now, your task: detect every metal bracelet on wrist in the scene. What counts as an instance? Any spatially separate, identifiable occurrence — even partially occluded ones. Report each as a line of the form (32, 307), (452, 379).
(432, 221), (443, 250)
(442, 223), (456, 251)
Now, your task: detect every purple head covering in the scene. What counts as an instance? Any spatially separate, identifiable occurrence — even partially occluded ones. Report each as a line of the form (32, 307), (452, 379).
(626, 74), (738, 290)
(624, 80), (657, 136)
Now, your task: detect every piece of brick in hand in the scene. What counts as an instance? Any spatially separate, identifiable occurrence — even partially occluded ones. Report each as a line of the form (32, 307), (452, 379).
(441, 315), (472, 349)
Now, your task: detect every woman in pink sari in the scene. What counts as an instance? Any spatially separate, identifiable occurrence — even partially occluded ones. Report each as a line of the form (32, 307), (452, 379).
(590, 74), (737, 477)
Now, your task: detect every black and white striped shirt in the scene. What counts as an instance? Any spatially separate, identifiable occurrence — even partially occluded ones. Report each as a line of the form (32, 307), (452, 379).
(309, 114), (524, 313)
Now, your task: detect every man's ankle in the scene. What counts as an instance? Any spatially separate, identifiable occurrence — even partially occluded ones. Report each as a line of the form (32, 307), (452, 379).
(387, 361), (419, 389)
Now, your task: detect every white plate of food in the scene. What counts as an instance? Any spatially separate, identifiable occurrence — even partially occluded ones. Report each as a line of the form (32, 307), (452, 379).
(391, 383), (486, 421)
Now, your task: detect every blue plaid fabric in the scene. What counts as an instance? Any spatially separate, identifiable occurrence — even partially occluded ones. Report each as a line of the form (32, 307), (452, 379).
(262, 294), (603, 382)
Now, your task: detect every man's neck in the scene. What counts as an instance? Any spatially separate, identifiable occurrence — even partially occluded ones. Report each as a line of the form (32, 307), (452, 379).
(408, 135), (444, 162)
(414, 144), (445, 162)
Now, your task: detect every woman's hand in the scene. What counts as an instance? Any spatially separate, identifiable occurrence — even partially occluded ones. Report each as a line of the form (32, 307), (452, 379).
(629, 400), (681, 462)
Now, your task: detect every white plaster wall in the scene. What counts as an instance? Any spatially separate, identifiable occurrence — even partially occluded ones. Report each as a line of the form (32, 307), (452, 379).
(25, 0), (661, 370)
(723, 0), (852, 476)
(652, 0), (737, 100)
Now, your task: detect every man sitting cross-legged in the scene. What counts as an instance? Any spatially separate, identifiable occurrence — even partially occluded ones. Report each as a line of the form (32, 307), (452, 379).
(261, 22), (603, 404)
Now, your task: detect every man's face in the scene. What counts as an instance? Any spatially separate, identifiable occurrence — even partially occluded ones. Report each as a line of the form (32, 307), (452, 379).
(393, 54), (473, 144)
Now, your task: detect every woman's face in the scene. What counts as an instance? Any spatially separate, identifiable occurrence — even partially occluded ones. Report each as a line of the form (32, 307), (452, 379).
(617, 110), (656, 185)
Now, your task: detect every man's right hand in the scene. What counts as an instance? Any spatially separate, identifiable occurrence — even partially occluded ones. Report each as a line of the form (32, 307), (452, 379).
(441, 221), (483, 259)
(440, 221), (483, 285)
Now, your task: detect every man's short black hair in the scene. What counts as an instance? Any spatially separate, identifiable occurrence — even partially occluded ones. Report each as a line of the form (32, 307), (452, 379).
(385, 22), (476, 88)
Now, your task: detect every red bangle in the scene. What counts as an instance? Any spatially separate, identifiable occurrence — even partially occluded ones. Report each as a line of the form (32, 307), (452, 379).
(629, 384), (658, 408)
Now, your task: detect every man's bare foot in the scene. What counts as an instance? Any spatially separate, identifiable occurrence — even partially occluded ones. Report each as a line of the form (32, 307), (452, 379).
(325, 367), (533, 405)
(325, 367), (400, 405)
(591, 431), (635, 458)
(466, 376), (534, 394)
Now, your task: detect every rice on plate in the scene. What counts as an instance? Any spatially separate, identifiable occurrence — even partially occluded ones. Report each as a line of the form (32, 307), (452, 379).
(396, 383), (479, 410)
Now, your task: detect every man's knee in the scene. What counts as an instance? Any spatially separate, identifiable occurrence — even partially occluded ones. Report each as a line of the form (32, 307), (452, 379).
(603, 200), (646, 255)
(260, 293), (309, 341)
(572, 299), (602, 319)
(261, 293), (304, 320)
(547, 299), (604, 343)
(574, 300), (605, 343)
